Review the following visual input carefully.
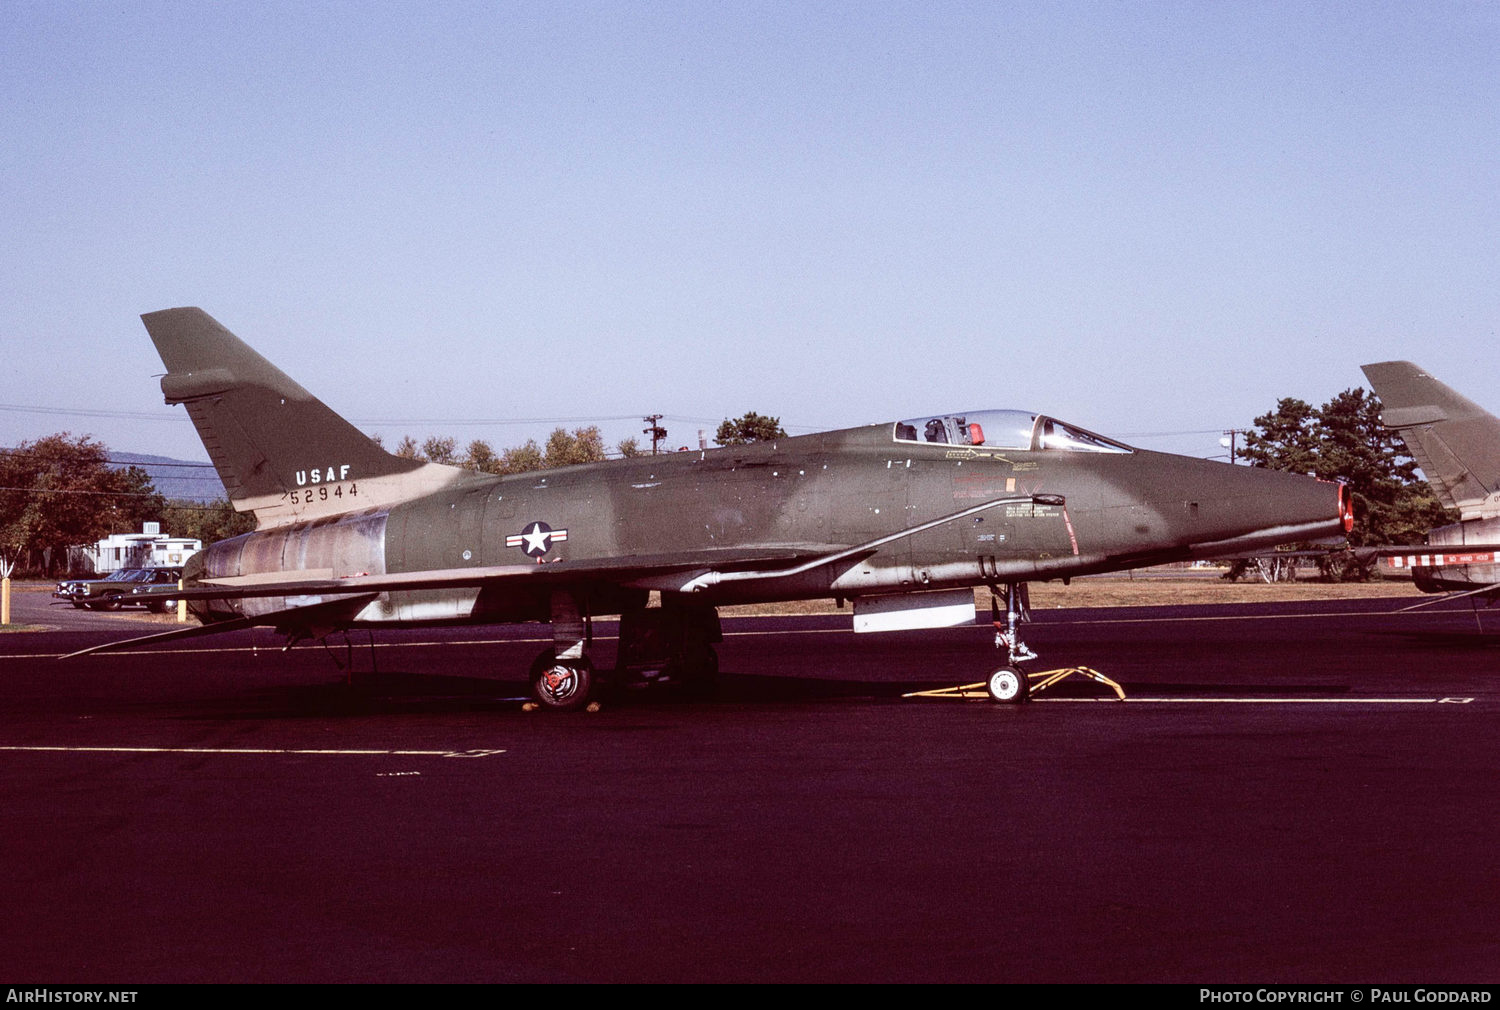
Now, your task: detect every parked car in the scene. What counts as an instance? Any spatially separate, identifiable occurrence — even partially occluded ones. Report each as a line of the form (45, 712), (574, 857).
(54, 567), (184, 612)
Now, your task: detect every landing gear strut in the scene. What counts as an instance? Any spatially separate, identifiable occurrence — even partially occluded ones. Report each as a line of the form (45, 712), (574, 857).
(987, 583), (1035, 704)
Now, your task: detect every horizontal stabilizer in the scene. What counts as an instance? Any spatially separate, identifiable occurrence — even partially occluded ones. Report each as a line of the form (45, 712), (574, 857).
(63, 594), (381, 658)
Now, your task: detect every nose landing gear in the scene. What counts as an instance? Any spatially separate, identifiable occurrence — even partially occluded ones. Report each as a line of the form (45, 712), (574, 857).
(987, 583), (1035, 704)
(904, 582), (1126, 703)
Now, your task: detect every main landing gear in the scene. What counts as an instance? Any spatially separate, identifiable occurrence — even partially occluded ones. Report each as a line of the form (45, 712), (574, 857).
(527, 589), (600, 712)
(529, 651), (596, 713)
(526, 592), (722, 712)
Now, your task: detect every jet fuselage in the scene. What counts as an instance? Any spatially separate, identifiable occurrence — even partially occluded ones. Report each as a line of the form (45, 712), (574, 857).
(188, 421), (1348, 625)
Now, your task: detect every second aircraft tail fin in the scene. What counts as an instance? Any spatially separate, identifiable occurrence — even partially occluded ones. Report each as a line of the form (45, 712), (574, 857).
(1362, 360), (1500, 518)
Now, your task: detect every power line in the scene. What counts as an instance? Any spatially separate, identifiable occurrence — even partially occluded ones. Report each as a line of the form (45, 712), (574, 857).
(0, 487), (241, 515)
(0, 485), (164, 499)
(1115, 428), (1228, 438)
(0, 450), (217, 470)
(357, 413), (648, 426)
(1, 403), (656, 428)
(104, 458), (217, 469)
(1, 402), (831, 433)
(6, 401), (1233, 442)
(0, 403), (180, 421)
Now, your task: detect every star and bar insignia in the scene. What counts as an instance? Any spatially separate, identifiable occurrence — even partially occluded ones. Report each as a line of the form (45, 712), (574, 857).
(507, 520), (568, 558)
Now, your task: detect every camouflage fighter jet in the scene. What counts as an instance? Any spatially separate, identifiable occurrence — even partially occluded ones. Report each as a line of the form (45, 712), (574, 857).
(83, 308), (1351, 707)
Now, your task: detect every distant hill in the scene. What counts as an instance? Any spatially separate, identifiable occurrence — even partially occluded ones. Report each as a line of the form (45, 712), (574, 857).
(109, 453), (227, 504)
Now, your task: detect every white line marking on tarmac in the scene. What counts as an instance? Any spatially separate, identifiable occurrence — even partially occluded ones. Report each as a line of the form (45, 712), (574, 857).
(1033, 697), (1473, 704)
(1051, 611), (1437, 625)
(0, 745), (506, 757)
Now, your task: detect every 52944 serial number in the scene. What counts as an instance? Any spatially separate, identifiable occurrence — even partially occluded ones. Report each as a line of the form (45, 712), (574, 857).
(288, 483), (358, 505)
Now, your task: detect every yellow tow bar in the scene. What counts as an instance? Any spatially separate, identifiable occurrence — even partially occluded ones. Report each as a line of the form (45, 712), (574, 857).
(903, 666), (1126, 702)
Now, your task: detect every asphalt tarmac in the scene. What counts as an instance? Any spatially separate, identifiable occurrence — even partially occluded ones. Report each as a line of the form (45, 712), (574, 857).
(1, 590), (1497, 982)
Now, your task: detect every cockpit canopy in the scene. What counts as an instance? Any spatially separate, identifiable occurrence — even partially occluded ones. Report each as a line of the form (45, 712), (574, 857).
(893, 409), (1133, 453)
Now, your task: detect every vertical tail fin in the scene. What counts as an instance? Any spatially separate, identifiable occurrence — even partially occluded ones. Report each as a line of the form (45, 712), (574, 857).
(1361, 360), (1500, 519)
(142, 308), (467, 526)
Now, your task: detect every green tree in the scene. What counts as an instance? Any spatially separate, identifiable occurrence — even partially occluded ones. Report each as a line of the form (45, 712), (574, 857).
(0, 434), (164, 574)
(544, 426), (607, 467)
(421, 436), (458, 465)
(394, 426), (609, 474)
(1313, 388), (1452, 548)
(500, 439), (545, 474)
(1239, 398), (1318, 473)
(1238, 387), (1453, 578)
(463, 439), (502, 474)
(616, 437), (644, 458)
(715, 411), (788, 446)
(161, 498), (256, 544)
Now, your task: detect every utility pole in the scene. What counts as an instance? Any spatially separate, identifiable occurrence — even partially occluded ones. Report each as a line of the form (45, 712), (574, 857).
(1220, 428), (1249, 464)
(643, 414), (666, 455)
(0, 554), (14, 627)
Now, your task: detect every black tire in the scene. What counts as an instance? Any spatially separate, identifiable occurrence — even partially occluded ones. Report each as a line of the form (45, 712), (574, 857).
(147, 599), (177, 614)
(93, 594), (122, 612)
(529, 650), (595, 712)
(986, 666), (1030, 704)
(70, 600), (86, 610)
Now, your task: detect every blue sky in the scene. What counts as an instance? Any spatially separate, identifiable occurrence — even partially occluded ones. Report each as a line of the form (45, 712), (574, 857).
(3, 1), (1496, 465)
